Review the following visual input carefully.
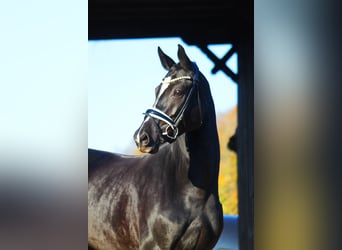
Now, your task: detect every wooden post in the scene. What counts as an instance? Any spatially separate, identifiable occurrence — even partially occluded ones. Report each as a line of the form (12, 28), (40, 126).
(237, 2), (254, 249)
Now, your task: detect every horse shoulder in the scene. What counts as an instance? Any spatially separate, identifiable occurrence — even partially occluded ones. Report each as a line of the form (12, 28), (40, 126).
(88, 151), (144, 249)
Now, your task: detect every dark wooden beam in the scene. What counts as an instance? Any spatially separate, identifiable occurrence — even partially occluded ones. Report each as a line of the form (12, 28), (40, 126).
(89, 0), (241, 42)
(237, 0), (254, 248)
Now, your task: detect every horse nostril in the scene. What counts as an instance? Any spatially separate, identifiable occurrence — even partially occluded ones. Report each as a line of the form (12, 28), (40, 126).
(140, 132), (149, 146)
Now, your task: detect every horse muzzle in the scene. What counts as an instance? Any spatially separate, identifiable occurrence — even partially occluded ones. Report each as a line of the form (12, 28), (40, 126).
(133, 119), (162, 154)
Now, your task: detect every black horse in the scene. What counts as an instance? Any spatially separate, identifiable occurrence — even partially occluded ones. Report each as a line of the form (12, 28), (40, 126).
(88, 45), (223, 249)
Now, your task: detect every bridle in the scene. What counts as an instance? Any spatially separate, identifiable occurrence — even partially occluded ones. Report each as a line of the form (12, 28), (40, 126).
(142, 63), (202, 142)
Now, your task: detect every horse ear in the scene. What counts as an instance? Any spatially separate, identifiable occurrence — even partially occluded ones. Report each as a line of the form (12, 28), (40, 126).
(177, 44), (193, 71)
(158, 47), (176, 71)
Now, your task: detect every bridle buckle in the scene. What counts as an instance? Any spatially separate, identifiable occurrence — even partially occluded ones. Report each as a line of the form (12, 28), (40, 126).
(162, 125), (178, 140)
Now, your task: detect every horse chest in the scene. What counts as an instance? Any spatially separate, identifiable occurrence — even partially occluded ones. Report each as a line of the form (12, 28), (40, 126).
(138, 213), (209, 250)
(138, 193), (222, 250)
(176, 194), (223, 249)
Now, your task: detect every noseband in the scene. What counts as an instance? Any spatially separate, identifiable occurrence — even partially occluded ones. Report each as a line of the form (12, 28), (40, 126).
(142, 63), (201, 142)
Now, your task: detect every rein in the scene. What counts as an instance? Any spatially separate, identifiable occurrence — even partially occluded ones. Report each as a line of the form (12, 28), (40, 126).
(143, 63), (201, 142)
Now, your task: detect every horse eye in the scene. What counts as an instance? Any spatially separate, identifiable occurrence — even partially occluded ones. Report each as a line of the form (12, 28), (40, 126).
(174, 88), (184, 96)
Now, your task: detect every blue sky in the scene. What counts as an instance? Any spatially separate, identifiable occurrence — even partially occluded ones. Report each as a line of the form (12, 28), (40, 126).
(88, 38), (237, 153)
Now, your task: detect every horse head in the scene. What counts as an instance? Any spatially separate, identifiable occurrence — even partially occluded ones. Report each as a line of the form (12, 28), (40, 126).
(134, 45), (203, 153)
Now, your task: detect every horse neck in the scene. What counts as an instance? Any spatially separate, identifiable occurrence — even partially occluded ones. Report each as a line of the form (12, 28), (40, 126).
(174, 79), (220, 196)
(186, 99), (220, 196)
